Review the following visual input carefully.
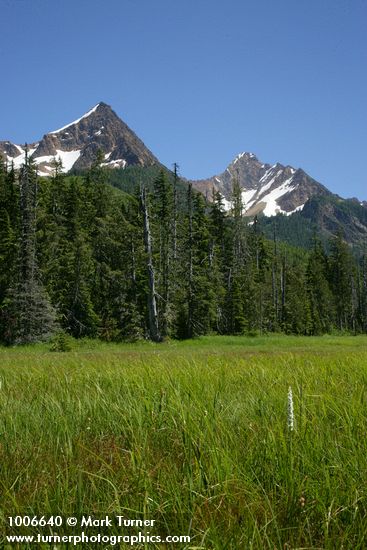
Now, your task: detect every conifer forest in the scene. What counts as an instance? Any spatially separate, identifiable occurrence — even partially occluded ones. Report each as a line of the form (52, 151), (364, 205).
(1, 154), (366, 346)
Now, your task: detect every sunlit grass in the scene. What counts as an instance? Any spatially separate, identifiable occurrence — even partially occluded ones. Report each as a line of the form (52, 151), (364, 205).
(1, 335), (367, 548)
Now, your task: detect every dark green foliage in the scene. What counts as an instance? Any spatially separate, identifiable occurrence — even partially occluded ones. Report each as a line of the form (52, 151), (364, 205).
(221, 181), (249, 334)
(0, 160), (19, 321)
(152, 170), (173, 336)
(306, 239), (334, 334)
(329, 232), (357, 331)
(0, 157), (366, 344)
(175, 186), (217, 338)
(50, 330), (73, 352)
(257, 212), (318, 250)
(98, 164), (188, 204)
(3, 156), (57, 344)
(257, 194), (367, 253)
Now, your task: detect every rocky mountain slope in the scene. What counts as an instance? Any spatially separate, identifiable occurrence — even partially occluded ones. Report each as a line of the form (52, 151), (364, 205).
(1, 104), (366, 248)
(191, 152), (332, 216)
(190, 152), (367, 248)
(0, 102), (159, 176)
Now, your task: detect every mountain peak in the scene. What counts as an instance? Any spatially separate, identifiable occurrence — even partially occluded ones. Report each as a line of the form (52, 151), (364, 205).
(232, 152), (258, 165)
(191, 152), (331, 217)
(49, 103), (101, 134)
(0, 103), (159, 175)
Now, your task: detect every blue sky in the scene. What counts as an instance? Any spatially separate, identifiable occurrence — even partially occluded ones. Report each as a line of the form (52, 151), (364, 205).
(1, 0), (366, 199)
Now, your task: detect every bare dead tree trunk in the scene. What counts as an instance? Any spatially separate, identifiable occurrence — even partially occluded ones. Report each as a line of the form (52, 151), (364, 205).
(140, 185), (161, 342)
(363, 255), (367, 331)
(272, 223), (279, 327)
(281, 253), (286, 324)
(187, 183), (194, 338)
(172, 163), (178, 261)
(130, 238), (137, 302)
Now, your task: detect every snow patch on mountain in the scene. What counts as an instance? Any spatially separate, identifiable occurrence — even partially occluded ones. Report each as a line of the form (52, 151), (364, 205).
(189, 151), (342, 221)
(57, 150), (81, 171)
(6, 144), (39, 169)
(101, 158), (127, 169)
(14, 144), (24, 155)
(50, 104), (100, 134)
(259, 165), (280, 183)
(286, 203), (305, 216)
(35, 149), (81, 172)
(7, 153), (25, 170)
(220, 195), (231, 210)
(233, 152), (256, 165)
(242, 189), (257, 206)
(260, 176), (295, 216)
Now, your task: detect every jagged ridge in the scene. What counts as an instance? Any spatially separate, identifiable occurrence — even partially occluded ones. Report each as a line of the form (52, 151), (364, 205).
(190, 152), (331, 217)
(0, 102), (159, 176)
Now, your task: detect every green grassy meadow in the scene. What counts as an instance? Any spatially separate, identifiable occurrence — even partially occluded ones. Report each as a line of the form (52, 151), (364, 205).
(1, 335), (367, 549)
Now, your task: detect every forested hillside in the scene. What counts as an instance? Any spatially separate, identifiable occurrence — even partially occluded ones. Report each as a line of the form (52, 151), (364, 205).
(1, 155), (366, 344)
(258, 194), (367, 252)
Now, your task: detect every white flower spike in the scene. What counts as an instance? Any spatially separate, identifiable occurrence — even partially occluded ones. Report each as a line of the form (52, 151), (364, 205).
(287, 386), (294, 431)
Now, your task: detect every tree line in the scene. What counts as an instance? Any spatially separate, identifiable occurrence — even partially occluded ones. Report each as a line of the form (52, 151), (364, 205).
(0, 154), (366, 344)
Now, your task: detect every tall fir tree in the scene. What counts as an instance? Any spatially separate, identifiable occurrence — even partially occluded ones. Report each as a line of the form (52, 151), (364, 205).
(152, 170), (173, 336)
(329, 232), (356, 331)
(5, 152), (57, 343)
(306, 239), (334, 334)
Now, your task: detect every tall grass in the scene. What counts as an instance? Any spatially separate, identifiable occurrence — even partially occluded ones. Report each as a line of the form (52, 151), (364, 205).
(1, 335), (367, 548)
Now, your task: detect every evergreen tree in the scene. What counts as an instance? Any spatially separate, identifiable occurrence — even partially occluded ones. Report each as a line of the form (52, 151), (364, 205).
(329, 233), (356, 331)
(152, 170), (173, 336)
(4, 153), (56, 344)
(281, 258), (311, 334)
(62, 235), (99, 337)
(176, 186), (216, 338)
(0, 153), (365, 344)
(222, 177), (248, 334)
(39, 173), (99, 338)
(208, 190), (227, 332)
(246, 221), (271, 334)
(0, 159), (17, 279)
(306, 239), (334, 334)
(358, 253), (367, 332)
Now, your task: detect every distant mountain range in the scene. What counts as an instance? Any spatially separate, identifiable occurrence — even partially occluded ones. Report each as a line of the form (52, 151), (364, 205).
(1, 102), (366, 248)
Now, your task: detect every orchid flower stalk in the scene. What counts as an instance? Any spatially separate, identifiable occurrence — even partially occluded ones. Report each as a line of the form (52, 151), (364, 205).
(287, 386), (294, 431)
